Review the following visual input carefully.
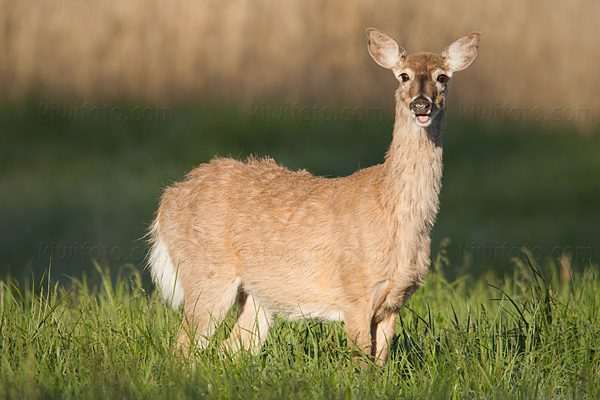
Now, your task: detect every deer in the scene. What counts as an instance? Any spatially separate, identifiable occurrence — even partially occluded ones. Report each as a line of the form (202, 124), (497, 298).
(148, 28), (480, 366)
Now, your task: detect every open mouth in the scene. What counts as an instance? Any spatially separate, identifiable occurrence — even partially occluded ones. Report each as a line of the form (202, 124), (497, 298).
(416, 114), (430, 124)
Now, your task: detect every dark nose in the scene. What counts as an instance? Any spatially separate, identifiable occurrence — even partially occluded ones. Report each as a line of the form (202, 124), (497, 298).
(410, 97), (431, 114)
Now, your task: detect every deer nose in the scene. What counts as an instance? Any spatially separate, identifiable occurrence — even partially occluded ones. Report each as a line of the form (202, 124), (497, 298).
(410, 97), (431, 114)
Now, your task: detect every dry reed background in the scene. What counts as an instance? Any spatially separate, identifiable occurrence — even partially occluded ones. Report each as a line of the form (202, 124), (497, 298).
(0, 0), (598, 125)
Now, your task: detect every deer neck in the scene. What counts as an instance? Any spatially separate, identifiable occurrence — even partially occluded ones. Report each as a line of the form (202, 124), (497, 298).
(382, 99), (444, 250)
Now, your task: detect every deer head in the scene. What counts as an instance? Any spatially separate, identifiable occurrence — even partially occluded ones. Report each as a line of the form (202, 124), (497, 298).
(367, 28), (480, 128)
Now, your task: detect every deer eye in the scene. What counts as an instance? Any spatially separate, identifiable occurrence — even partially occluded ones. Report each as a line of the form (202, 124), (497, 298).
(399, 73), (409, 82)
(437, 74), (449, 83)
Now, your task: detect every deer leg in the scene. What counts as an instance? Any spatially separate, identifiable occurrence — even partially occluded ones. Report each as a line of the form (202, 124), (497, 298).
(344, 308), (375, 365)
(177, 278), (240, 354)
(223, 292), (273, 355)
(370, 311), (398, 366)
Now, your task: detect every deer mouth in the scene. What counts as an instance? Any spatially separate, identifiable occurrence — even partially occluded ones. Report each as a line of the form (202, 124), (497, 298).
(416, 114), (430, 125)
(412, 112), (434, 127)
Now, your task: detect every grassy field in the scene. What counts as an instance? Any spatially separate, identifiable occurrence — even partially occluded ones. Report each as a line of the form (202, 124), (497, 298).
(1, 249), (598, 399)
(1, 103), (598, 397)
(2, 1), (598, 396)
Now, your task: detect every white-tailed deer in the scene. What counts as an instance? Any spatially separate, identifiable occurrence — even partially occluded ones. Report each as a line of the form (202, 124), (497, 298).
(148, 28), (480, 366)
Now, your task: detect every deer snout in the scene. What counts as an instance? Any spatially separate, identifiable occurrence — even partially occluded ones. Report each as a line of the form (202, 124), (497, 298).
(410, 97), (431, 115)
(409, 96), (433, 125)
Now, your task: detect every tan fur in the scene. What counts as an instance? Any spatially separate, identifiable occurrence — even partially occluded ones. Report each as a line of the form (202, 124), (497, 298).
(148, 28), (480, 365)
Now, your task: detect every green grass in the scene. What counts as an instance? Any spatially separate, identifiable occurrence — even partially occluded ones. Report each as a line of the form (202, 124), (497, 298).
(1, 102), (599, 397)
(1, 248), (599, 399)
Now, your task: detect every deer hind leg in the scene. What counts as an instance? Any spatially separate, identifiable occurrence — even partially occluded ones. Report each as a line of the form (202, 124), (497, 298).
(223, 291), (274, 355)
(177, 277), (241, 354)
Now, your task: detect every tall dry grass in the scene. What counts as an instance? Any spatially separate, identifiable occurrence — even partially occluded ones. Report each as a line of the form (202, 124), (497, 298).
(0, 0), (598, 125)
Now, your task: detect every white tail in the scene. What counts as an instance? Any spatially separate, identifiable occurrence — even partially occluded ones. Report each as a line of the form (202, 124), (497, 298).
(148, 221), (185, 309)
(148, 28), (480, 365)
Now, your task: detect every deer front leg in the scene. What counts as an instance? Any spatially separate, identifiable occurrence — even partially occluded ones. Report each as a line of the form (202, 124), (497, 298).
(370, 311), (398, 366)
(343, 308), (375, 365)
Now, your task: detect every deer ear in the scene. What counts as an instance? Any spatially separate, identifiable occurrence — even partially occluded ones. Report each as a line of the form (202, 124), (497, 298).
(367, 28), (406, 71)
(442, 32), (480, 72)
